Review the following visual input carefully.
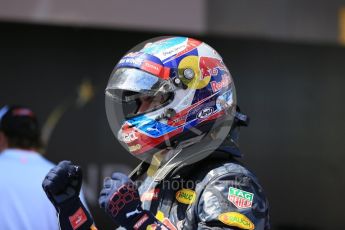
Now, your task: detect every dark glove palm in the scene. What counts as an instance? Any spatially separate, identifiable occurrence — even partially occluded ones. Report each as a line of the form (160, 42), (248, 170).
(99, 173), (143, 227)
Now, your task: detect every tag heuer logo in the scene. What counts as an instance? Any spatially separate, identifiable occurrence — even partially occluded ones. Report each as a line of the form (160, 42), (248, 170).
(228, 187), (254, 209)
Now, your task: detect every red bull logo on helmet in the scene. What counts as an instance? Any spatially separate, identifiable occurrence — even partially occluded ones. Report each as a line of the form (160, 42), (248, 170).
(211, 74), (231, 92)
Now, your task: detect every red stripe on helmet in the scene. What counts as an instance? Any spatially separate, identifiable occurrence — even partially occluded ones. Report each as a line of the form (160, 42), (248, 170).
(141, 60), (170, 80)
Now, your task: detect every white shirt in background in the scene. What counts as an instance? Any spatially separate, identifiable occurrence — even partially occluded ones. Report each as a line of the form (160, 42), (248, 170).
(0, 148), (59, 230)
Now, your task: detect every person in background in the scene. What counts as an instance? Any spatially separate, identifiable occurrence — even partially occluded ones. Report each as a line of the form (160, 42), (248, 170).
(0, 105), (58, 230)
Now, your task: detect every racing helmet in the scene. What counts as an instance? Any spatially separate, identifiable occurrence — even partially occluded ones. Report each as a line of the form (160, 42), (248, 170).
(105, 37), (237, 166)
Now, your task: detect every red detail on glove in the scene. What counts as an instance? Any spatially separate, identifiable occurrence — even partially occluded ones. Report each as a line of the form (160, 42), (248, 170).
(69, 208), (87, 230)
(133, 213), (149, 230)
(107, 183), (140, 218)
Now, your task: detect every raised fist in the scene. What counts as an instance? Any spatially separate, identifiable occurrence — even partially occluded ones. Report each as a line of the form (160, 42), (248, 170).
(42, 160), (82, 206)
(42, 161), (94, 230)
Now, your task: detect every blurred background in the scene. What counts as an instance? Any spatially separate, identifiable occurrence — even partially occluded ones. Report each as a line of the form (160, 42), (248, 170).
(1, 0), (345, 229)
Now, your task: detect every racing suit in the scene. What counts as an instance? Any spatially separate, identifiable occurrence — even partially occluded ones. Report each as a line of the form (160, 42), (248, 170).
(43, 139), (270, 230)
(127, 147), (271, 230)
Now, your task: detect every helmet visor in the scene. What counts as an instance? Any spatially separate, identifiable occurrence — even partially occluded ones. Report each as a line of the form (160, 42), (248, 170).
(105, 68), (174, 118)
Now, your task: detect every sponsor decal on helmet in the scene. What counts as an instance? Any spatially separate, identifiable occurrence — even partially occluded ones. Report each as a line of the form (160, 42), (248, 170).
(118, 56), (144, 66)
(141, 60), (170, 80)
(122, 131), (138, 143)
(216, 90), (233, 111)
(199, 57), (225, 79)
(168, 114), (188, 126)
(218, 212), (255, 230)
(228, 187), (254, 209)
(197, 107), (214, 119)
(161, 43), (186, 59)
(146, 126), (161, 134)
(170, 38), (202, 61)
(175, 189), (196, 205)
(211, 73), (231, 92)
(117, 52), (170, 78)
(142, 37), (188, 60)
(141, 60), (162, 75)
(129, 144), (142, 152)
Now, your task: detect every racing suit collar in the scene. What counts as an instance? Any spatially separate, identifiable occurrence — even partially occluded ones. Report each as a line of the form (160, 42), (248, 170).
(130, 147), (241, 183)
